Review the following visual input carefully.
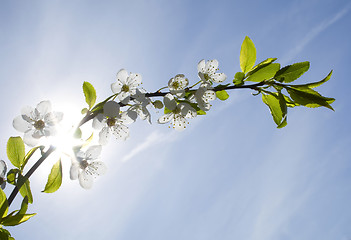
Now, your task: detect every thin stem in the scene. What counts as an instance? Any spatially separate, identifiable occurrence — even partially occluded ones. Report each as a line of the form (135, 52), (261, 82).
(8, 145), (56, 207)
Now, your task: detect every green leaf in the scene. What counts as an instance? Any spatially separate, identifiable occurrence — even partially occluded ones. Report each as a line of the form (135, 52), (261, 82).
(286, 87), (335, 110)
(22, 146), (42, 171)
(83, 81), (97, 110)
(216, 90), (229, 101)
(0, 227), (13, 240)
(6, 169), (20, 185)
(240, 36), (256, 73)
(246, 58), (277, 76)
(197, 109), (206, 115)
(289, 70), (333, 89)
(18, 197), (28, 215)
(275, 61), (310, 83)
(262, 92), (288, 128)
(1, 213), (36, 226)
(18, 175), (33, 204)
(245, 63), (280, 82)
(164, 107), (172, 114)
(81, 108), (88, 114)
(74, 128), (82, 139)
(42, 160), (63, 193)
(233, 72), (245, 86)
(0, 188), (9, 219)
(7, 137), (25, 169)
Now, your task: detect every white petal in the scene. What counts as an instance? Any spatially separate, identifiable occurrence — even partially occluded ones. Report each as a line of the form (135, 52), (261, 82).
(88, 161), (107, 176)
(163, 93), (176, 111)
(85, 145), (102, 161)
(0, 160), (7, 178)
(70, 163), (79, 180)
(112, 124), (129, 141)
(170, 89), (185, 98)
(36, 101), (52, 116)
(197, 59), (206, 73)
(103, 101), (120, 118)
(211, 73), (227, 83)
(13, 115), (33, 132)
(158, 113), (173, 124)
(44, 125), (57, 136)
(203, 90), (216, 101)
(118, 91), (130, 103)
(79, 171), (94, 189)
(127, 73), (142, 87)
(21, 106), (35, 121)
(45, 112), (63, 125)
(99, 127), (111, 145)
(23, 131), (40, 147)
(206, 59), (219, 74)
(92, 114), (106, 130)
(116, 69), (129, 83)
(111, 82), (122, 93)
(173, 116), (187, 131)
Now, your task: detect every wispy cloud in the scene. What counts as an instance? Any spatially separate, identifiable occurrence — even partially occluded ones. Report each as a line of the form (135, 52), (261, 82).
(121, 130), (178, 162)
(282, 3), (351, 64)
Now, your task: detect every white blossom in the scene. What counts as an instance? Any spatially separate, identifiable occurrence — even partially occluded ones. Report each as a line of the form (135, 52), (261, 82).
(168, 74), (189, 98)
(111, 69), (142, 104)
(197, 59), (227, 84)
(0, 160), (7, 189)
(70, 145), (106, 189)
(158, 93), (197, 131)
(13, 101), (63, 146)
(129, 88), (152, 123)
(93, 101), (136, 145)
(194, 82), (216, 111)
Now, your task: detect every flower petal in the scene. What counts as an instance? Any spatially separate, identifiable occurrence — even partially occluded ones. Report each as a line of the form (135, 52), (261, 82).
(116, 69), (128, 83)
(92, 114), (106, 130)
(103, 101), (120, 118)
(88, 161), (107, 176)
(85, 145), (102, 161)
(111, 82), (122, 94)
(23, 131), (40, 147)
(13, 115), (33, 132)
(163, 93), (176, 111)
(99, 127), (111, 145)
(79, 171), (94, 189)
(0, 160), (7, 178)
(45, 112), (63, 125)
(206, 59), (219, 74)
(127, 73), (142, 87)
(158, 113), (173, 124)
(36, 101), (52, 116)
(112, 124), (129, 141)
(211, 73), (227, 83)
(21, 106), (35, 121)
(197, 59), (206, 73)
(70, 163), (79, 180)
(173, 116), (187, 131)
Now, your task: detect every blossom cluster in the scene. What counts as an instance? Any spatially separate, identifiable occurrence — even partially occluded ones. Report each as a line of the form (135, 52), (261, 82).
(9, 59), (226, 189)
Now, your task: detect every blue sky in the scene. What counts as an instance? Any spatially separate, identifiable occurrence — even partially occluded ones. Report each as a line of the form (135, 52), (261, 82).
(1, 0), (351, 239)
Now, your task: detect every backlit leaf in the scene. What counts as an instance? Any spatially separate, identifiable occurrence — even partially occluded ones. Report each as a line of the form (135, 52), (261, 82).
(240, 36), (256, 73)
(216, 90), (229, 101)
(245, 63), (280, 82)
(42, 159), (62, 193)
(6, 137), (25, 169)
(83, 81), (97, 110)
(275, 62), (310, 83)
(286, 87), (335, 110)
(18, 175), (33, 204)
